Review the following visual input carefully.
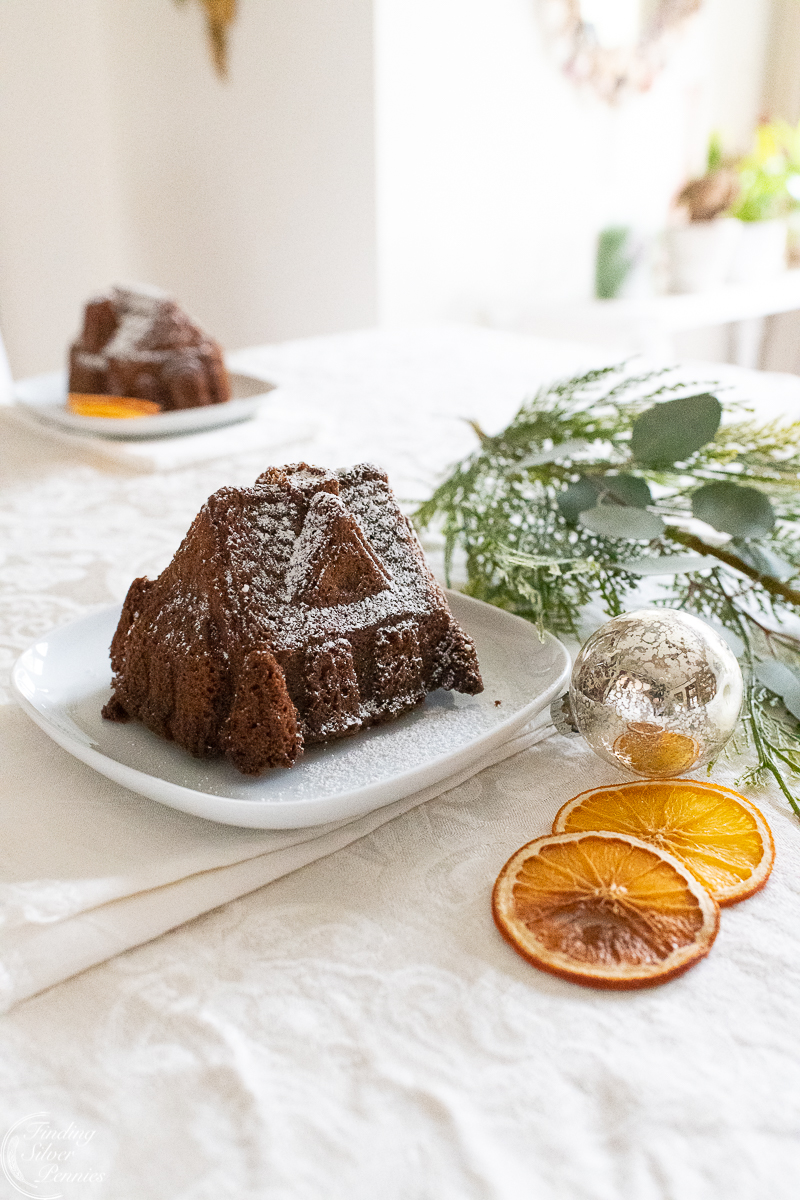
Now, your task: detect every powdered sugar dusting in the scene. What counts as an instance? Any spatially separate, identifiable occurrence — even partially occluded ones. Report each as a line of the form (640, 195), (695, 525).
(105, 286), (173, 358)
(215, 464), (452, 654)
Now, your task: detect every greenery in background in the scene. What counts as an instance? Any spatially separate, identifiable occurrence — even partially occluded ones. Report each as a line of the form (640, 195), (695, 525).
(679, 122), (800, 224)
(706, 131), (724, 175)
(595, 227), (635, 299)
(415, 365), (800, 817)
(730, 120), (800, 222)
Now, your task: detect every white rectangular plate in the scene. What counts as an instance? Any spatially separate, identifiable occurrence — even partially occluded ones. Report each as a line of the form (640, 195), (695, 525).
(12, 369), (276, 440)
(12, 592), (569, 829)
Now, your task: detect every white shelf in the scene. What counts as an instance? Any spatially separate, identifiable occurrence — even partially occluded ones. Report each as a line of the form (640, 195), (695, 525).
(519, 271), (800, 364)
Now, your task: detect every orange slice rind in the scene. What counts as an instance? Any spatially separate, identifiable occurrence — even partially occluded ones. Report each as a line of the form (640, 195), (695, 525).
(613, 723), (700, 776)
(67, 393), (162, 419)
(492, 830), (719, 990)
(552, 778), (774, 907)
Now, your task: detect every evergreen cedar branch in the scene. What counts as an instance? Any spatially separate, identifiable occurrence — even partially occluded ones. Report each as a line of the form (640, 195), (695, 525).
(415, 364), (800, 818)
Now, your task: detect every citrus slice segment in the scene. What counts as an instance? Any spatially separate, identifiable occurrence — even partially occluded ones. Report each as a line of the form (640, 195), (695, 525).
(68, 393), (162, 418)
(492, 831), (719, 990)
(552, 778), (774, 906)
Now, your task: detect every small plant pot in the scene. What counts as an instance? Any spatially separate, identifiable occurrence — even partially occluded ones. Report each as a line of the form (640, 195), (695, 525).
(788, 212), (800, 268)
(664, 218), (742, 294)
(729, 218), (788, 282)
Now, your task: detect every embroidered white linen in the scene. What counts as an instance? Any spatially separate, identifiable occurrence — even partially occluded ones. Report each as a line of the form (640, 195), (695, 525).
(2, 329), (800, 1198)
(0, 704), (551, 1012)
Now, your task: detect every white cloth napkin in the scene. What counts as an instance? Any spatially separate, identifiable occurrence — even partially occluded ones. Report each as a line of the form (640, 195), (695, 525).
(0, 405), (315, 473)
(0, 703), (554, 1012)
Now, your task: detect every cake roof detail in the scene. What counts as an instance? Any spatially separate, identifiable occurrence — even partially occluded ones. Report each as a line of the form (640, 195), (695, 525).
(285, 491), (392, 609)
(82, 285), (207, 359)
(186, 463), (436, 652)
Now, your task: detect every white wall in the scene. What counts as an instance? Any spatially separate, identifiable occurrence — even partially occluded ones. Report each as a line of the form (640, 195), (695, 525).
(0, 0), (127, 377)
(0, 0), (376, 376)
(764, 0), (800, 122)
(375, 0), (773, 329)
(0, 0), (777, 376)
(103, 0), (377, 355)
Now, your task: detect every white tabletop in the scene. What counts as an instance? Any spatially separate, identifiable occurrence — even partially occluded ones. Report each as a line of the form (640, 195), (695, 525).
(1, 327), (799, 1199)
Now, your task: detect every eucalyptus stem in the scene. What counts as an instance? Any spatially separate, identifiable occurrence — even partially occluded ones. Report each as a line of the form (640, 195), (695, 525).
(664, 525), (800, 606)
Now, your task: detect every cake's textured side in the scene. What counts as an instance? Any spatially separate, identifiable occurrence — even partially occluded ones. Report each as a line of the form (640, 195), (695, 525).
(103, 462), (483, 775)
(69, 284), (231, 411)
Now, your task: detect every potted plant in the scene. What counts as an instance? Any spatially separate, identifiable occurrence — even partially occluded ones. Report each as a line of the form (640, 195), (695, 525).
(729, 123), (793, 282)
(665, 134), (742, 293)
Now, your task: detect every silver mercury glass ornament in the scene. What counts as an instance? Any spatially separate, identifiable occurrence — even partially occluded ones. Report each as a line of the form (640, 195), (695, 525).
(564, 608), (743, 778)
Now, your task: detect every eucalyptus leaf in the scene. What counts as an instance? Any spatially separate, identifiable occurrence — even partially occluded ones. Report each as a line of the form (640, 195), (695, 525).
(601, 474), (652, 509)
(617, 554), (709, 576)
(579, 506), (665, 540)
(630, 393), (722, 466)
(557, 477), (602, 523)
(557, 472), (651, 523)
(730, 538), (794, 581)
(691, 481), (775, 538)
(755, 660), (800, 722)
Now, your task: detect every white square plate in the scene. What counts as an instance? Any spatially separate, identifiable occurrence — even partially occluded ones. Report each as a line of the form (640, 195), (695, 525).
(12, 591), (570, 829)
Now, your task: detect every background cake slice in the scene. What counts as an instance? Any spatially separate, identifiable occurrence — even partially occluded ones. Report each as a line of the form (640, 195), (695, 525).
(69, 283), (230, 411)
(103, 462), (483, 775)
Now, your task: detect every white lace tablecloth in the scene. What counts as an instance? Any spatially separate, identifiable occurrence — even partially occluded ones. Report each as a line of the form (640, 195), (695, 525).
(1, 327), (800, 1199)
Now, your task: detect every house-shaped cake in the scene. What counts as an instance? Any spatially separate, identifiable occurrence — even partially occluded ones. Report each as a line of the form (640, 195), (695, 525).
(69, 284), (230, 411)
(103, 463), (483, 774)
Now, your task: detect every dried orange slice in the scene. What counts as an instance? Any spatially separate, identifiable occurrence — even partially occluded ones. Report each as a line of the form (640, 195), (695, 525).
(492, 831), (719, 990)
(67, 393), (161, 418)
(614, 722), (699, 776)
(553, 779), (774, 907)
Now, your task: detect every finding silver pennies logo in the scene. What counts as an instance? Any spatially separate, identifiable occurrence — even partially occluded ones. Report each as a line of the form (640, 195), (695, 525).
(1, 1113), (104, 1199)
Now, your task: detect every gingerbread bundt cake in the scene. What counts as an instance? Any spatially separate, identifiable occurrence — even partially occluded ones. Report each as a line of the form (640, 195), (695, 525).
(69, 284), (230, 411)
(103, 463), (483, 775)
